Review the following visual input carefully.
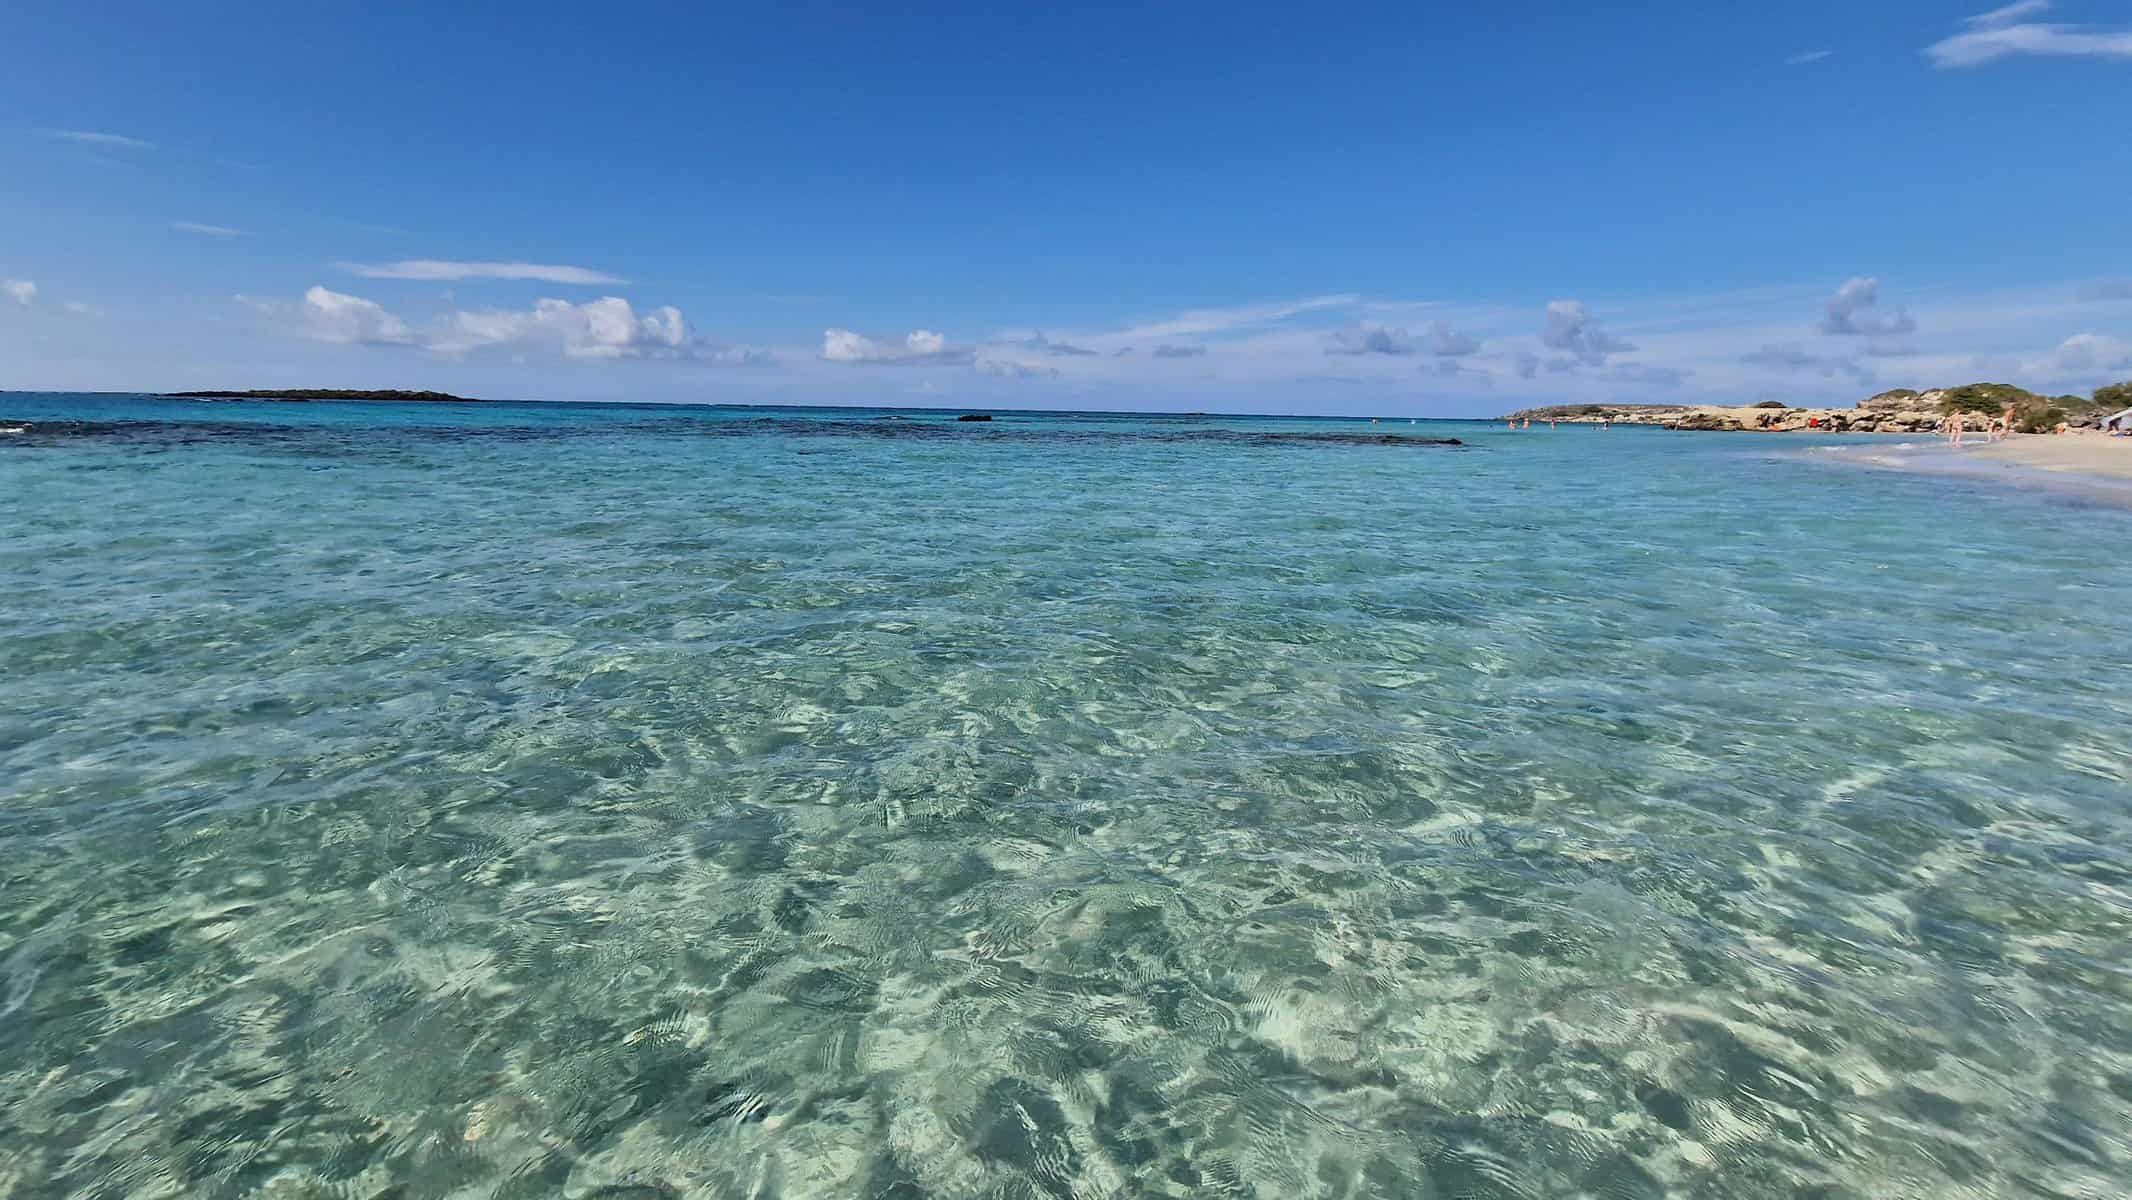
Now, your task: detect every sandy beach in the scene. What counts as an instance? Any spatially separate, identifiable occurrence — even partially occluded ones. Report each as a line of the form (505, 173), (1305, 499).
(1966, 431), (2132, 480)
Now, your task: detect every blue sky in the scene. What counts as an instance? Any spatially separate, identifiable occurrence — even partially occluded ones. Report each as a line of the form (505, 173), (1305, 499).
(2, 0), (2129, 413)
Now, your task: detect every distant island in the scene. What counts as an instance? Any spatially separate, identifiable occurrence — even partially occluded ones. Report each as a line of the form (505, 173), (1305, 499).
(163, 389), (483, 403)
(1507, 380), (2131, 434)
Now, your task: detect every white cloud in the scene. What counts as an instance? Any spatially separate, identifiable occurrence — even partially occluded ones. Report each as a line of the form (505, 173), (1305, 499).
(199, 278), (2132, 412)
(435, 296), (752, 360)
(1927, 9), (2132, 67)
(1541, 300), (1635, 364)
(1742, 342), (1873, 382)
(820, 328), (972, 365)
(1428, 360), (1494, 385)
(339, 259), (627, 285)
(1819, 277), (1917, 336)
(1609, 362), (1691, 388)
(1012, 332), (1098, 356)
(1968, 0), (2051, 28)
(975, 358), (1059, 378)
(64, 300), (102, 317)
(1330, 320), (1478, 357)
(40, 129), (153, 149)
(1327, 323), (1416, 356)
(1424, 320), (1481, 357)
(4, 279), (34, 306)
(173, 221), (245, 237)
(1785, 49), (1835, 64)
(267, 286), (757, 363)
(297, 286), (414, 345)
(2051, 333), (2132, 372)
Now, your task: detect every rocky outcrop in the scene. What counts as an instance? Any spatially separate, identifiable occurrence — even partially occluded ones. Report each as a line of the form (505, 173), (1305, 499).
(1505, 385), (2083, 434)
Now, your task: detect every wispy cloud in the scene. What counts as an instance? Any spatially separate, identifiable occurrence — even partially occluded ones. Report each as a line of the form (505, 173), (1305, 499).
(4, 279), (35, 306)
(820, 328), (973, 366)
(976, 358), (1059, 378)
(1152, 344), (1207, 358)
(1109, 294), (1358, 342)
(173, 221), (246, 237)
(1968, 0), (2051, 28)
(2078, 281), (2132, 301)
(63, 300), (102, 317)
(338, 260), (627, 285)
(1927, 3), (2132, 67)
(40, 129), (154, 150)
(1785, 49), (1834, 65)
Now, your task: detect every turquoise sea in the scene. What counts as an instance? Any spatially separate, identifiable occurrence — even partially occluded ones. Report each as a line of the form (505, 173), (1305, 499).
(3, 392), (2130, 1199)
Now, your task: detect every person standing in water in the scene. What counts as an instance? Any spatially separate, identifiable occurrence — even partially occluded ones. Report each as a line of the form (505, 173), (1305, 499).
(1946, 410), (1966, 447)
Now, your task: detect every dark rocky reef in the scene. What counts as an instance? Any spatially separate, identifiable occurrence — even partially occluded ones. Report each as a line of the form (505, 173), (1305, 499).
(164, 389), (482, 403)
(956, 413), (994, 422)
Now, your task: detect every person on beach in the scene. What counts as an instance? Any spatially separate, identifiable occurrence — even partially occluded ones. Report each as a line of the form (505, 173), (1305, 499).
(1943, 410), (1964, 447)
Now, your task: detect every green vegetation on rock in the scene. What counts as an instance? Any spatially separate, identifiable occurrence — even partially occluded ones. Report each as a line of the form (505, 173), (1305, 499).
(1501, 377), (2132, 434)
(1934, 383), (2036, 414)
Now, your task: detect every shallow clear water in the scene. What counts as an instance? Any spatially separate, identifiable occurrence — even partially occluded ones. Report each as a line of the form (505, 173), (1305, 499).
(3, 394), (2130, 1199)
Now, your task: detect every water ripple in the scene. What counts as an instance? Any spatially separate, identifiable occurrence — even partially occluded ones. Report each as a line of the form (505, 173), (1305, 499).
(1, 397), (2129, 1196)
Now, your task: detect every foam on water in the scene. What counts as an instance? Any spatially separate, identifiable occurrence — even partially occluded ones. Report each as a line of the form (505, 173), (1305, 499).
(2, 394), (2130, 1197)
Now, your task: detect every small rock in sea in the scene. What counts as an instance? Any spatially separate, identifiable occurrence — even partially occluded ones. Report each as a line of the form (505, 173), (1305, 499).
(957, 413), (993, 422)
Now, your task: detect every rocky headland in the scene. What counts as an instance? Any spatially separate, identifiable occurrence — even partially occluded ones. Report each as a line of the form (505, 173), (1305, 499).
(1508, 381), (2128, 434)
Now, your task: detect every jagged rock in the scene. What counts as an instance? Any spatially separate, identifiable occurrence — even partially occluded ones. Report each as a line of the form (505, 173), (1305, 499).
(1503, 381), (2119, 435)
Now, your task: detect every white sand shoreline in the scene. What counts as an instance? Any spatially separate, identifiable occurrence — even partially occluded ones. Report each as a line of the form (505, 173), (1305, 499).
(1962, 432), (2132, 480)
(1804, 431), (2132, 507)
